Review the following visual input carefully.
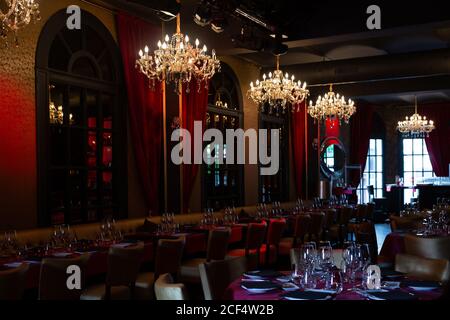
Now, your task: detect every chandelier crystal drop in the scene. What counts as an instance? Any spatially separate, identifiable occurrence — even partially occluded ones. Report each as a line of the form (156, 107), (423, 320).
(136, 14), (220, 93)
(308, 84), (356, 123)
(247, 55), (309, 114)
(0, 0), (40, 45)
(397, 96), (435, 138)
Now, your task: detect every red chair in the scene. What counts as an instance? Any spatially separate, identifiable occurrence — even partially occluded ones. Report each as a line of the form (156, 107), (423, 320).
(227, 222), (267, 269)
(279, 214), (311, 256)
(261, 219), (286, 266)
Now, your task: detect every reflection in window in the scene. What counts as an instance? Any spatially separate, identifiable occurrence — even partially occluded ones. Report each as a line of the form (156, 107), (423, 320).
(358, 139), (383, 204)
(324, 145), (335, 172)
(402, 138), (435, 204)
(203, 65), (243, 210)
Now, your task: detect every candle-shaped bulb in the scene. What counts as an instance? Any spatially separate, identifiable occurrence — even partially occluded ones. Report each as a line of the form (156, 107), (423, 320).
(165, 34), (170, 42)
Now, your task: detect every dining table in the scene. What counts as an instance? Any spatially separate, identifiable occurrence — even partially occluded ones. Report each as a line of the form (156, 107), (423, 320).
(223, 271), (444, 301)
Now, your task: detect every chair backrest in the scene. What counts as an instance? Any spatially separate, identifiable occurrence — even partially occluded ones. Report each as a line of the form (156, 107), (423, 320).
(367, 185), (375, 196)
(339, 206), (353, 225)
(389, 215), (422, 232)
(356, 205), (367, 219)
(39, 254), (90, 300)
(323, 210), (337, 229)
(154, 273), (188, 300)
(199, 256), (247, 300)
(266, 219), (286, 246)
(309, 212), (325, 236)
(355, 222), (378, 263)
(106, 243), (144, 287)
(206, 228), (231, 261)
(0, 263), (29, 300)
(245, 222), (267, 252)
(365, 203), (375, 220)
(293, 215), (311, 243)
(395, 253), (449, 282)
(155, 238), (185, 279)
(404, 234), (450, 261)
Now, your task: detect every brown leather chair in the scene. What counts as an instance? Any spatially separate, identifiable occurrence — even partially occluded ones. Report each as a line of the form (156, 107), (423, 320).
(279, 214), (311, 255)
(135, 238), (185, 300)
(329, 206), (354, 244)
(308, 212), (325, 241)
(227, 222), (267, 270)
(154, 273), (188, 300)
(395, 253), (449, 282)
(39, 254), (90, 300)
(199, 256), (247, 300)
(180, 228), (231, 283)
(354, 222), (378, 264)
(389, 215), (423, 232)
(81, 243), (144, 300)
(0, 263), (29, 300)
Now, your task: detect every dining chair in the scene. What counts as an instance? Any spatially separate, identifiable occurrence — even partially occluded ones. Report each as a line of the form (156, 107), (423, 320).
(180, 228), (231, 283)
(279, 214), (311, 256)
(389, 215), (423, 232)
(395, 253), (449, 282)
(154, 273), (188, 300)
(80, 243), (144, 300)
(134, 238), (185, 300)
(308, 212), (325, 242)
(259, 219), (286, 267)
(0, 263), (29, 300)
(227, 222), (267, 270)
(199, 256), (247, 300)
(354, 221), (379, 264)
(39, 254), (90, 300)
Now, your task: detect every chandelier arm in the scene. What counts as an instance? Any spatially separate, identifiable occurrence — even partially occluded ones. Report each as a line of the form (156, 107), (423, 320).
(3, 0), (18, 17)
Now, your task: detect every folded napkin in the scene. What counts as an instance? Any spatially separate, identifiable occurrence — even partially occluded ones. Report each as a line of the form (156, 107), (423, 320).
(244, 270), (285, 279)
(281, 291), (332, 300)
(111, 243), (133, 248)
(367, 290), (417, 301)
(402, 280), (441, 288)
(241, 281), (280, 290)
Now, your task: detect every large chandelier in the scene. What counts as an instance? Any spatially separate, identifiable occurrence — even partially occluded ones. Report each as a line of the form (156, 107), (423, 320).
(397, 96), (434, 137)
(248, 55), (309, 114)
(308, 84), (356, 123)
(136, 13), (220, 92)
(0, 0), (40, 45)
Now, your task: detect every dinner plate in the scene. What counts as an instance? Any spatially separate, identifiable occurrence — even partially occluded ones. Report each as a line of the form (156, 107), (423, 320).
(366, 290), (417, 301)
(244, 270), (284, 279)
(241, 281), (280, 293)
(402, 280), (441, 291)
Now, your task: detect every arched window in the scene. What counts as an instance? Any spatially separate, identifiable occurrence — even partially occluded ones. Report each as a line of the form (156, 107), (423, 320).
(36, 10), (126, 226)
(202, 63), (244, 210)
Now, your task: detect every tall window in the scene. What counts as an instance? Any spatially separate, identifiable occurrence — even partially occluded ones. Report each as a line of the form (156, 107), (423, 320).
(259, 112), (289, 204)
(402, 138), (435, 203)
(36, 10), (126, 226)
(358, 139), (383, 204)
(202, 64), (243, 210)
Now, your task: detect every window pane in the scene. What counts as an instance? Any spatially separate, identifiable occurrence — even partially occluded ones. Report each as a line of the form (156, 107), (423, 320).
(403, 155), (413, 172)
(412, 139), (422, 155)
(376, 139), (382, 153)
(413, 155), (423, 170)
(369, 139), (376, 154)
(403, 139), (413, 155)
(377, 156), (383, 172)
(423, 155), (433, 171)
(404, 172), (413, 186)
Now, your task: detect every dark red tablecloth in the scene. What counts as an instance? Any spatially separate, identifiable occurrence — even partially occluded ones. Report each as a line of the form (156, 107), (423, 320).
(224, 273), (442, 301)
(379, 232), (407, 263)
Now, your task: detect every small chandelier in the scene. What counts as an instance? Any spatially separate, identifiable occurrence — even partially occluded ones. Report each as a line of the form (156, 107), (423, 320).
(0, 0), (40, 46)
(247, 55), (309, 114)
(397, 96), (434, 138)
(308, 84), (356, 123)
(136, 13), (220, 92)
(214, 92), (228, 109)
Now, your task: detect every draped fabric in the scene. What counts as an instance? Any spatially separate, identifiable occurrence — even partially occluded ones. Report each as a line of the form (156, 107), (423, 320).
(182, 81), (209, 211)
(325, 118), (340, 138)
(291, 102), (307, 197)
(422, 103), (450, 177)
(349, 103), (375, 188)
(117, 12), (163, 213)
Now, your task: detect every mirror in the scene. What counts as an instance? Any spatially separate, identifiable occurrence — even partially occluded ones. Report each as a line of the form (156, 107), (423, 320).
(320, 137), (346, 180)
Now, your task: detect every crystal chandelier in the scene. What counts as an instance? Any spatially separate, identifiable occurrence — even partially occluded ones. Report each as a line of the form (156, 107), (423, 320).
(397, 96), (434, 137)
(136, 13), (220, 92)
(48, 85), (73, 125)
(0, 0), (40, 45)
(248, 55), (309, 114)
(308, 84), (356, 123)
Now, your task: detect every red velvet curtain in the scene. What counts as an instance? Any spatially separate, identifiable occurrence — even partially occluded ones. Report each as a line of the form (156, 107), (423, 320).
(422, 103), (450, 177)
(291, 102), (307, 197)
(116, 12), (163, 213)
(349, 103), (375, 187)
(182, 81), (209, 211)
